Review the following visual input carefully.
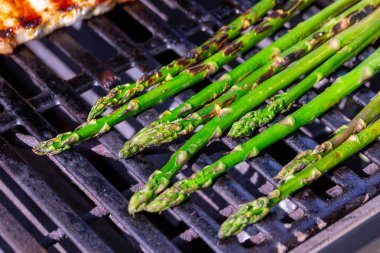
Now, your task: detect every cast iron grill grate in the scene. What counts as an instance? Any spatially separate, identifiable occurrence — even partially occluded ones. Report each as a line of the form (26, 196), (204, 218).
(0, 0), (379, 252)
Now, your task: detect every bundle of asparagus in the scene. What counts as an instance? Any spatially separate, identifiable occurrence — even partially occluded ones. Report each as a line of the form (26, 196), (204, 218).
(129, 7), (380, 214)
(120, 0), (371, 158)
(144, 45), (380, 215)
(228, 6), (380, 138)
(275, 92), (380, 180)
(146, 0), (357, 127)
(219, 93), (380, 238)
(33, 0), (314, 155)
(88, 0), (282, 120)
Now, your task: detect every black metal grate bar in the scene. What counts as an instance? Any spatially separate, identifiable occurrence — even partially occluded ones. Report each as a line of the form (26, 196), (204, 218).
(0, 141), (113, 253)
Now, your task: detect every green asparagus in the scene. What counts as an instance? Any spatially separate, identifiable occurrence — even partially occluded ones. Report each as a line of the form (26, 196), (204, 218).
(228, 26), (380, 138)
(130, 8), (380, 214)
(120, 0), (372, 158)
(33, 0), (314, 156)
(87, 0), (301, 120)
(152, 0), (358, 126)
(219, 117), (380, 238)
(275, 91), (380, 180)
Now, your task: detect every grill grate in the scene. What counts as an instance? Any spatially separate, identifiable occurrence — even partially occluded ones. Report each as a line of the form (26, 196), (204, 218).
(0, 0), (379, 252)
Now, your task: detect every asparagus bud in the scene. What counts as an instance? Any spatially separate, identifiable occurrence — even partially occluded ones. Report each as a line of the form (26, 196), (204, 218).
(220, 117), (380, 237)
(87, 0), (294, 120)
(275, 91), (380, 180)
(134, 8), (380, 214)
(144, 44), (380, 213)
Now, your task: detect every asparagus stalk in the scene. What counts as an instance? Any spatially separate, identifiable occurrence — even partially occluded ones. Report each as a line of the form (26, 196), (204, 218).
(152, 0), (359, 126)
(33, 0), (314, 156)
(145, 45), (380, 214)
(129, 8), (380, 214)
(219, 117), (380, 238)
(228, 25), (380, 138)
(87, 0), (302, 120)
(275, 91), (380, 180)
(120, 0), (373, 158)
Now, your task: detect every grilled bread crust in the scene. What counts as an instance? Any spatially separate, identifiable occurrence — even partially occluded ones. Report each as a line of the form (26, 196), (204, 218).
(0, 0), (130, 54)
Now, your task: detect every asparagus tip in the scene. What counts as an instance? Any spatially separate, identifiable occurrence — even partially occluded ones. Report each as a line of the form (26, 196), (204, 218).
(128, 191), (152, 214)
(129, 171), (172, 213)
(119, 143), (138, 158)
(144, 198), (170, 213)
(87, 103), (104, 121)
(219, 197), (270, 238)
(145, 186), (189, 213)
(32, 132), (77, 155)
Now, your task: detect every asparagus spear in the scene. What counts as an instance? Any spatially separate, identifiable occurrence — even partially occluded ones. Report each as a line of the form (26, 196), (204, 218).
(33, 0), (314, 156)
(87, 0), (301, 120)
(145, 45), (380, 214)
(275, 91), (380, 180)
(228, 27), (380, 138)
(120, 0), (373, 158)
(219, 117), (380, 238)
(151, 0), (359, 126)
(130, 9), (380, 214)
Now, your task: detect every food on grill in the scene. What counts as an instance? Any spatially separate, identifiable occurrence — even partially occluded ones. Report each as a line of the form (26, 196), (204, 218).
(119, 0), (365, 158)
(31, 0), (380, 240)
(145, 41), (380, 216)
(87, 0), (281, 120)
(229, 6), (380, 138)
(220, 94), (380, 238)
(275, 93), (380, 180)
(131, 6), (380, 214)
(33, 0), (313, 156)
(0, 0), (132, 54)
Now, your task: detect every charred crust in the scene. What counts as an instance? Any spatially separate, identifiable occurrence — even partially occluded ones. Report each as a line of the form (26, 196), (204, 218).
(221, 95), (237, 107)
(185, 50), (199, 60)
(0, 29), (13, 38)
(257, 69), (274, 84)
(255, 24), (272, 34)
(348, 5), (376, 24)
(283, 49), (306, 64)
(212, 33), (229, 47)
(176, 58), (192, 67)
(348, 11), (365, 24)
(201, 44), (210, 51)
(202, 105), (220, 119)
(187, 64), (209, 76)
(332, 19), (348, 34)
(223, 41), (244, 56)
(59, 3), (78, 12)
(274, 0), (284, 5)
(283, 0), (302, 12)
(218, 26), (230, 33)
(364, 5), (377, 14)
(137, 76), (147, 84)
(333, 5), (377, 35)
(145, 71), (162, 85)
(313, 31), (325, 40)
(176, 50), (199, 66)
(18, 16), (42, 29)
(268, 10), (287, 19)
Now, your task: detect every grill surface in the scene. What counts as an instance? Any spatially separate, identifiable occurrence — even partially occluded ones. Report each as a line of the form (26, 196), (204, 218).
(0, 0), (379, 252)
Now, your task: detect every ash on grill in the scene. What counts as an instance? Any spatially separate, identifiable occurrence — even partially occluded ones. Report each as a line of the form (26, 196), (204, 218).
(0, 0), (379, 253)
